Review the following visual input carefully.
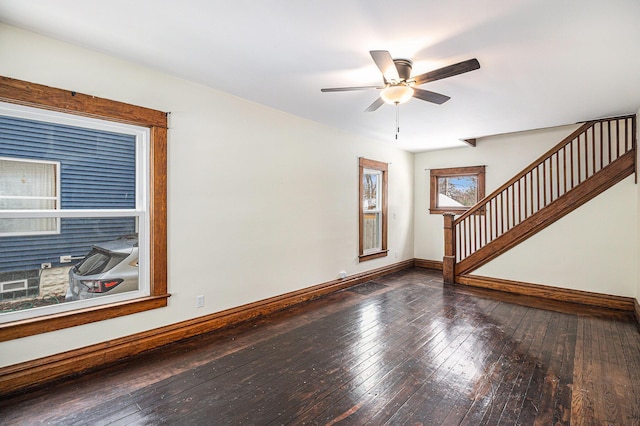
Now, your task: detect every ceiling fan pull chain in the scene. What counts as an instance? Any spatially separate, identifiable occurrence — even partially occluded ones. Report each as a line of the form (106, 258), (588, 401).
(395, 102), (400, 140)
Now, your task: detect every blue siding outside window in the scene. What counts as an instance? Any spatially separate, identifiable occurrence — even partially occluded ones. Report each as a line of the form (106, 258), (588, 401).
(0, 115), (137, 272)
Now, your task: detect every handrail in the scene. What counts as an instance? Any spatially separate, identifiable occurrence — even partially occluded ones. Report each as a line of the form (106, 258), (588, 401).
(445, 115), (636, 275)
(454, 121), (594, 225)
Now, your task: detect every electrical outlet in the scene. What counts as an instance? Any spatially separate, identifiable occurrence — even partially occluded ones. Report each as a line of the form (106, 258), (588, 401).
(196, 295), (205, 308)
(41, 263), (52, 269)
(60, 255), (72, 263)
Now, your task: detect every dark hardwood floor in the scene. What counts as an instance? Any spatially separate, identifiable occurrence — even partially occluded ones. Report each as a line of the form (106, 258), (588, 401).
(2, 268), (640, 425)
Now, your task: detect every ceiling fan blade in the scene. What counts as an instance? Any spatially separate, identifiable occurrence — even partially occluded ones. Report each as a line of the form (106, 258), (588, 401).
(364, 97), (385, 112)
(321, 85), (382, 92)
(412, 88), (450, 105)
(412, 58), (480, 86)
(370, 50), (400, 82)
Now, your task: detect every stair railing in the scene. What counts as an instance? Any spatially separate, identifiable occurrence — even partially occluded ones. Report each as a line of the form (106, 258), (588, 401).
(443, 115), (636, 282)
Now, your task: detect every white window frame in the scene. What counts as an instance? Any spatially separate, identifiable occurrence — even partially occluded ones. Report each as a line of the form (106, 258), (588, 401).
(0, 101), (151, 323)
(0, 156), (61, 237)
(358, 157), (388, 262)
(362, 168), (382, 254)
(0, 279), (28, 294)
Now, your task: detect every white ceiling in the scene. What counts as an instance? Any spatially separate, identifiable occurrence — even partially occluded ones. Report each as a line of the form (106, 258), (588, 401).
(1, 0), (639, 152)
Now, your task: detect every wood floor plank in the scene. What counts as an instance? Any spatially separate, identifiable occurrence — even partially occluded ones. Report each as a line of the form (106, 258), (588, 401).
(616, 319), (640, 425)
(571, 316), (595, 426)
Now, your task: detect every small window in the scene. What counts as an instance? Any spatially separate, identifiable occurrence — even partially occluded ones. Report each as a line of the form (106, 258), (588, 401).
(0, 157), (60, 236)
(429, 166), (485, 214)
(359, 158), (388, 261)
(1, 279), (27, 293)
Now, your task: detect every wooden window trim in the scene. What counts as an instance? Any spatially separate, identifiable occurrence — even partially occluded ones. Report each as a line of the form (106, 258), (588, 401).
(0, 76), (169, 342)
(429, 165), (485, 215)
(358, 157), (388, 262)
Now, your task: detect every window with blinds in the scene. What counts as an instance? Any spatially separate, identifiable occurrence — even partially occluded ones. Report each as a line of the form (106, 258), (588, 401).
(0, 157), (60, 236)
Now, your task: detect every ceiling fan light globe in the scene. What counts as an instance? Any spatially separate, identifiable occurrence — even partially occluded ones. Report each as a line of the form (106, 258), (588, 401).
(381, 85), (414, 105)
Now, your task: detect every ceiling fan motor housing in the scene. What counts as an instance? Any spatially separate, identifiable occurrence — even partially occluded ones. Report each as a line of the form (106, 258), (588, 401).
(392, 59), (413, 82)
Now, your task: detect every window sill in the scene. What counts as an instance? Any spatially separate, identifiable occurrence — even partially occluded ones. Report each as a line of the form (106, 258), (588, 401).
(359, 250), (389, 262)
(0, 293), (170, 342)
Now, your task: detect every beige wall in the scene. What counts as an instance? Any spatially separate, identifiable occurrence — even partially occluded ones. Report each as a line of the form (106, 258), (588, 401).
(415, 125), (638, 298)
(0, 24), (415, 366)
(0, 22), (637, 369)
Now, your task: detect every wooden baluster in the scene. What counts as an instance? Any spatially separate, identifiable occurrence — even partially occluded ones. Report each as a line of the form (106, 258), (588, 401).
(577, 134), (582, 184)
(545, 159), (548, 204)
(627, 117), (633, 152)
(520, 178), (524, 223)
(624, 118), (630, 153)
(616, 119), (620, 159)
(600, 122), (604, 170)
(608, 120), (612, 164)
(461, 217), (466, 260)
(549, 153), (555, 203)
(504, 189), (508, 232)
(496, 197), (499, 240)
(531, 166), (540, 213)
(475, 209), (480, 251)
(499, 192), (504, 235)
(563, 145), (568, 195)
(476, 213), (481, 253)
(484, 200), (488, 246)
(510, 185), (515, 228)
(476, 214), (480, 253)
(529, 170), (534, 216)
(584, 132), (587, 180)
(505, 187), (510, 231)
(443, 213), (456, 284)
(518, 178), (523, 224)
(468, 215), (476, 255)
(584, 131), (588, 179)
(456, 221), (461, 262)
(570, 139), (575, 190)
(551, 151), (560, 199)
(591, 125), (595, 177)
(489, 198), (496, 241)
(544, 160), (547, 205)
(465, 217), (470, 259)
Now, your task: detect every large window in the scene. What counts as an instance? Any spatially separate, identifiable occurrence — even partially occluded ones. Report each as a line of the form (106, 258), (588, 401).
(359, 158), (387, 261)
(0, 76), (168, 341)
(429, 166), (485, 214)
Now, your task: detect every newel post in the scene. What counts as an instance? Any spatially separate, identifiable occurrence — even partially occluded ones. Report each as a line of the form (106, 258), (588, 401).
(443, 213), (456, 284)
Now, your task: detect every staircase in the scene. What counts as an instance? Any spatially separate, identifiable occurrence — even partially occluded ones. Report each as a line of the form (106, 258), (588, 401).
(443, 115), (636, 284)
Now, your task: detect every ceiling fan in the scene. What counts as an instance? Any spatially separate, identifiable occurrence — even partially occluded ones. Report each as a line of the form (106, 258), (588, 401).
(321, 50), (480, 112)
